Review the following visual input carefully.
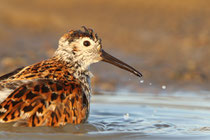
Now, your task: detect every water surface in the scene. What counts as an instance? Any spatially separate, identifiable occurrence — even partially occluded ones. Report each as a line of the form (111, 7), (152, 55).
(0, 91), (210, 140)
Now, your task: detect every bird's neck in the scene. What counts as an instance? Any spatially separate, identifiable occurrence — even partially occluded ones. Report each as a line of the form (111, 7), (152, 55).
(51, 55), (92, 102)
(52, 55), (92, 79)
(52, 48), (93, 87)
(68, 61), (92, 103)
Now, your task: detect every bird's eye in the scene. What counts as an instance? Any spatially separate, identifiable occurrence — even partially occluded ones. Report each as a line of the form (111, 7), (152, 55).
(83, 40), (91, 47)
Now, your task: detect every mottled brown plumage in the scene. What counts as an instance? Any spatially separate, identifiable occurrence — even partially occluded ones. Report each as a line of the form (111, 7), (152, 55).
(0, 58), (89, 127)
(0, 27), (142, 127)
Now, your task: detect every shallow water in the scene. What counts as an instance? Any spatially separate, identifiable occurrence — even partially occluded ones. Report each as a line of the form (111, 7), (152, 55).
(1, 91), (210, 140)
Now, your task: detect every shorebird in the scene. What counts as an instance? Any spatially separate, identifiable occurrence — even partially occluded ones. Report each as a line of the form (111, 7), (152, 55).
(0, 27), (142, 127)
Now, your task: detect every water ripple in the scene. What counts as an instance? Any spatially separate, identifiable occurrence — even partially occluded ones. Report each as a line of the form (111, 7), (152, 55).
(1, 92), (210, 140)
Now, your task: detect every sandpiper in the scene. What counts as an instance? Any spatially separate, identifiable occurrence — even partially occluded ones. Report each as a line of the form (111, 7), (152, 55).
(0, 27), (142, 127)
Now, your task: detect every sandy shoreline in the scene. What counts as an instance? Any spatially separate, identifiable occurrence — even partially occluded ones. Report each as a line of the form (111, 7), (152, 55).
(0, 0), (209, 92)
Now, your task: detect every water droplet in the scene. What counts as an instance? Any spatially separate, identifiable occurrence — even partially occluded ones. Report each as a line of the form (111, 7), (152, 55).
(124, 113), (130, 120)
(140, 80), (144, 83)
(162, 85), (167, 89)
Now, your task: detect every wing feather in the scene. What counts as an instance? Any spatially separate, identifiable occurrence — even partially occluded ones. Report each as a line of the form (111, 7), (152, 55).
(0, 79), (88, 127)
(0, 67), (25, 82)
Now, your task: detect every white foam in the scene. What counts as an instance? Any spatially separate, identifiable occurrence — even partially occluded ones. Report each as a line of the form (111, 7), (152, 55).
(123, 113), (130, 120)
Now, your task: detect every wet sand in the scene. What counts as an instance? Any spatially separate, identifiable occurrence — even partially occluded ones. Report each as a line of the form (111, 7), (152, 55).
(0, 0), (209, 92)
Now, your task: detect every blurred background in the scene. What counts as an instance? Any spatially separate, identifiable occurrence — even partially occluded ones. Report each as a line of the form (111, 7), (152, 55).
(0, 0), (209, 93)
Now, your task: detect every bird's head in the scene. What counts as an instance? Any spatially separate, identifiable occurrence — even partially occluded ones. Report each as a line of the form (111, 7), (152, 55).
(54, 26), (142, 77)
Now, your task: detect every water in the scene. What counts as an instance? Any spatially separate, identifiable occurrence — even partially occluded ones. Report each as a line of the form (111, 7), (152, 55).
(0, 91), (210, 140)
(140, 80), (144, 83)
(162, 85), (167, 90)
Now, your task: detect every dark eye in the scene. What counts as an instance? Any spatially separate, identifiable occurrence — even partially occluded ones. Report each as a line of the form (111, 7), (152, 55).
(83, 40), (91, 47)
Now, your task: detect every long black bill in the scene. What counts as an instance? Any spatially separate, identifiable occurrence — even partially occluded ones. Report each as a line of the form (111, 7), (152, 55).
(101, 50), (143, 77)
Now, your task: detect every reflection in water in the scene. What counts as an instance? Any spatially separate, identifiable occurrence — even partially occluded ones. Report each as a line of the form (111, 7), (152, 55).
(0, 92), (210, 140)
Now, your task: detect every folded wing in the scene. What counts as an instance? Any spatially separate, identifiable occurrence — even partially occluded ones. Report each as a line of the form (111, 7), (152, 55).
(0, 79), (88, 127)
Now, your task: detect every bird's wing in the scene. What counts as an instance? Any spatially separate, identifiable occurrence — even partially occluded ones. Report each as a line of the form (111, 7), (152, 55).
(0, 79), (88, 127)
(0, 67), (25, 82)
